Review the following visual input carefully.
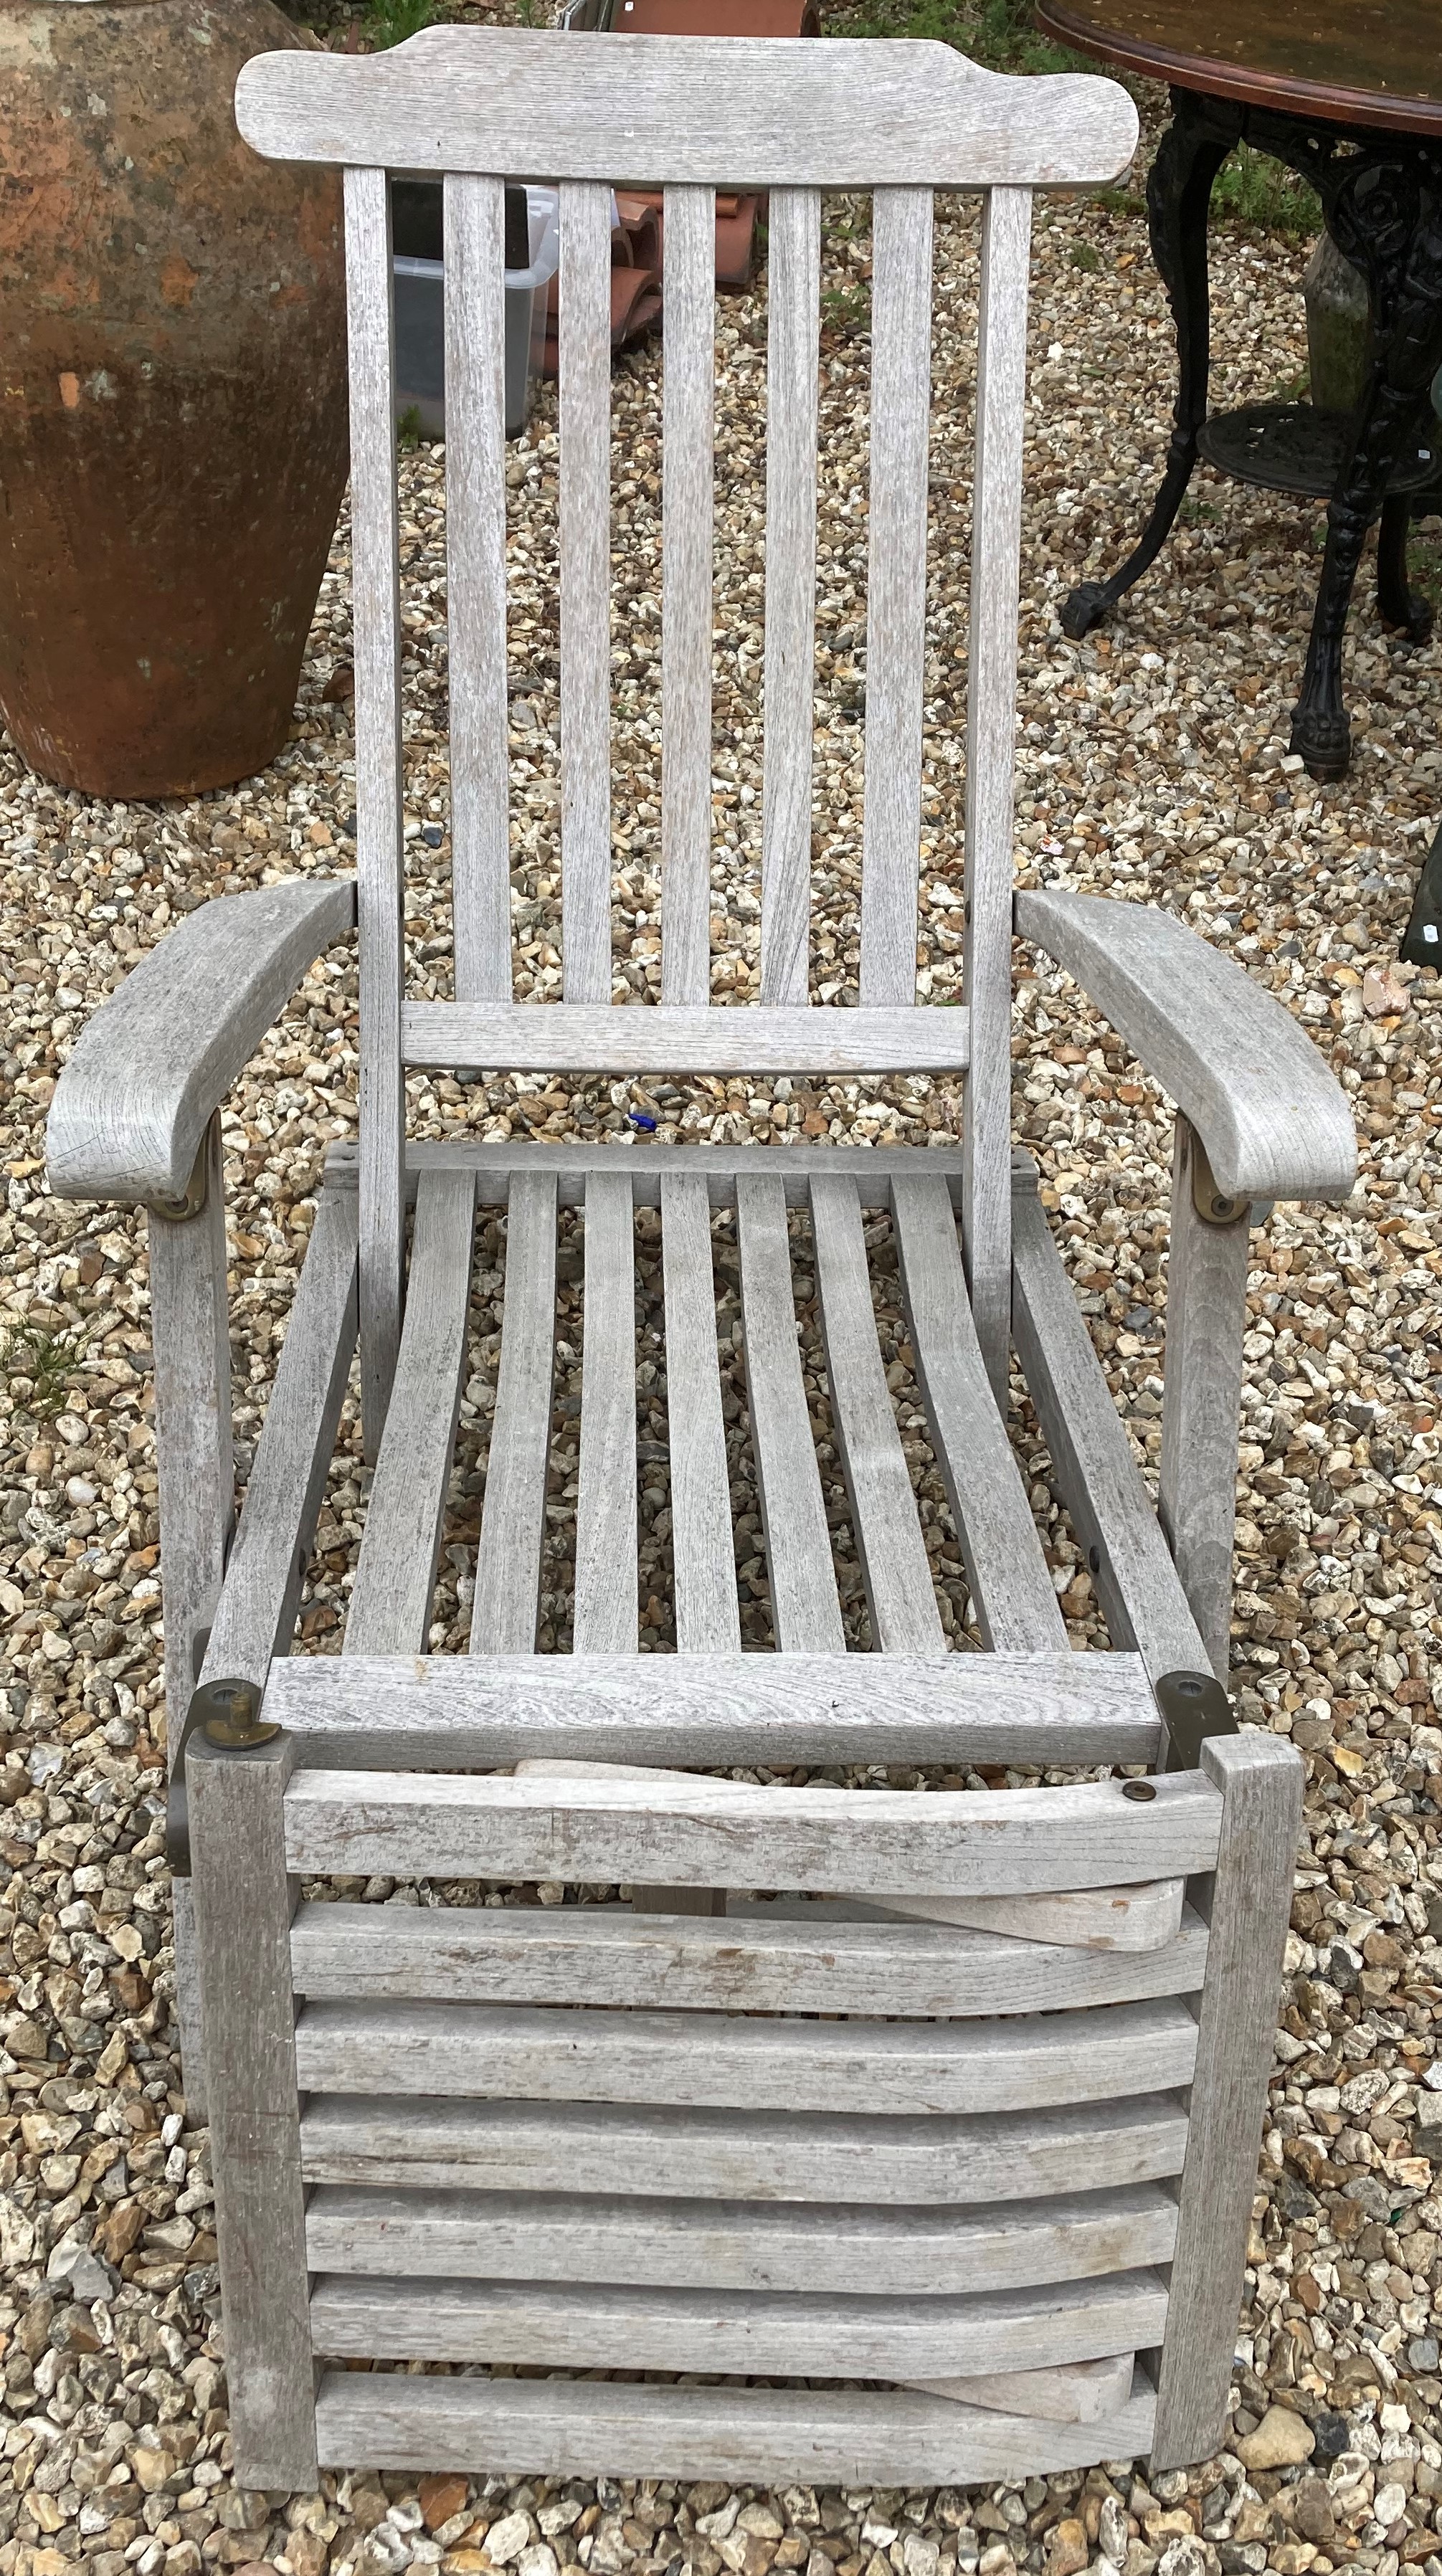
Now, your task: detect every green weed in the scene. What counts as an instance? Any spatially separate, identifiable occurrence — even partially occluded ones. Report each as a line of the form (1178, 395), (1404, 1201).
(397, 404), (425, 450)
(827, 0), (1088, 75)
(1211, 146), (1320, 240)
(0, 1321), (90, 1422)
(1070, 241), (1102, 274)
(361, 0), (435, 47)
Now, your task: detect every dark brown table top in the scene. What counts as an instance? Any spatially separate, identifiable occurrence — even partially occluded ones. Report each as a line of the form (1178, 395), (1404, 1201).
(1033, 0), (1442, 135)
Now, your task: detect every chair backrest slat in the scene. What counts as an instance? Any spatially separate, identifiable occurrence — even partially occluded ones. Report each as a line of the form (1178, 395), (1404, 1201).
(660, 183), (718, 1008)
(858, 186), (933, 1011)
(343, 163), (407, 1453)
(759, 185), (820, 1010)
(444, 173), (513, 1005)
(559, 177), (615, 1004)
(962, 184), (1032, 1394)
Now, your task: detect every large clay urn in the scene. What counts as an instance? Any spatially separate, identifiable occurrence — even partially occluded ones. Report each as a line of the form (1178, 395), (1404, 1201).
(0, 0), (348, 797)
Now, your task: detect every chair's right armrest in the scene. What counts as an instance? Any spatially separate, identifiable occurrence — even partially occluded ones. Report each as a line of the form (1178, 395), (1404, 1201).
(46, 878), (356, 1212)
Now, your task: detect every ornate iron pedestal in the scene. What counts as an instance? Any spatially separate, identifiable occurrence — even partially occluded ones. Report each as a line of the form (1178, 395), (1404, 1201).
(1059, 86), (1442, 784)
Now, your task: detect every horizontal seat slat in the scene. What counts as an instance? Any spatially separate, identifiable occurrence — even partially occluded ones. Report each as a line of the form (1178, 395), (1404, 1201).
(311, 2366), (1157, 2483)
(309, 2264), (1165, 2380)
(303, 2178), (1180, 2294)
(293, 1993), (1198, 2115)
(282, 1763), (1219, 1892)
(288, 1896), (1208, 2015)
(265, 1648), (1163, 1771)
(400, 1000), (971, 1075)
(298, 2089), (1189, 2204)
(324, 1135), (970, 1209)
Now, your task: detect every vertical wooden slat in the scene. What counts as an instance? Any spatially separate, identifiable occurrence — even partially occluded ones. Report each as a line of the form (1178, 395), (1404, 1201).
(346, 166), (407, 1455)
(760, 186), (821, 1009)
(445, 173), (512, 1006)
(472, 1170), (559, 1654)
(809, 1172), (942, 1653)
(1158, 1116), (1249, 1683)
(660, 184), (716, 1007)
(736, 1173), (845, 1653)
(661, 1171), (740, 1652)
(149, 1114), (232, 2116)
(962, 185), (1031, 1398)
(573, 1170), (638, 1651)
(189, 1731), (315, 2489)
(345, 1166), (478, 1655)
(891, 1171), (1065, 1653)
(559, 180), (615, 1004)
(859, 186), (933, 1010)
(1150, 1732), (1303, 2471)
(204, 1183), (360, 1686)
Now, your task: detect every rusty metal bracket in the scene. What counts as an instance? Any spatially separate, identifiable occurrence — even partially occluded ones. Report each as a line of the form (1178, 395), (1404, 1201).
(166, 1675), (280, 1876)
(148, 1113), (214, 1225)
(1190, 1131), (1250, 1229)
(1156, 1668), (1239, 1774)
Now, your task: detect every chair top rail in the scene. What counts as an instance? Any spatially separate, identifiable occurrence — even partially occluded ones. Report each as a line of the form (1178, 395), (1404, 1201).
(236, 32), (1138, 191)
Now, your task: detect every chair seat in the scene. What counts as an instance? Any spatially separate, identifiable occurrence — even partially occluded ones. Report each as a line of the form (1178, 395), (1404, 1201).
(232, 1134), (1209, 1678)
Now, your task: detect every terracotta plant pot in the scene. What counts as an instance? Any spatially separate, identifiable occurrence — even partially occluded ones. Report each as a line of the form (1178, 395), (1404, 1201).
(0, 0), (348, 798)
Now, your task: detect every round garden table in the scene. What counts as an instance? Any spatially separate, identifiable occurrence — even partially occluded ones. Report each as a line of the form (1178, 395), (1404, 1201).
(1033, 0), (1442, 824)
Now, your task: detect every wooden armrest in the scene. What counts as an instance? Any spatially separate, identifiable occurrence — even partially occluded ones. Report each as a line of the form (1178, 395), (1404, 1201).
(47, 879), (356, 1209)
(1015, 888), (1356, 1204)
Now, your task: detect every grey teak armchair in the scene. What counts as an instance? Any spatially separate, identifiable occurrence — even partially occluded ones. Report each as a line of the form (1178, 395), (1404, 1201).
(47, 27), (1355, 2492)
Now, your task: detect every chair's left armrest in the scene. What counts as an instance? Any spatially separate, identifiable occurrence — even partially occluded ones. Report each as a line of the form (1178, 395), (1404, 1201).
(46, 878), (356, 1211)
(1015, 887), (1356, 1205)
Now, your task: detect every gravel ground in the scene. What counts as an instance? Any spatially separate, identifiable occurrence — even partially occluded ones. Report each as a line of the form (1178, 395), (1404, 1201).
(1, 93), (1441, 2576)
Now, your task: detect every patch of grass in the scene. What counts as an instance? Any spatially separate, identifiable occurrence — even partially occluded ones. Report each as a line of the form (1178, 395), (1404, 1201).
(1070, 241), (1102, 274)
(1212, 145), (1320, 241)
(1093, 184), (1145, 219)
(0, 1321), (89, 1422)
(360, 0), (435, 46)
(1410, 534), (1442, 614)
(829, 0), (1090, 75)
(821, 280), (872, 342)
(397, 404), (424, 450)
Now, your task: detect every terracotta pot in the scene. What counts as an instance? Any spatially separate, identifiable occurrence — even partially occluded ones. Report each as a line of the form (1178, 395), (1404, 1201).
(0, 0), (348, 797)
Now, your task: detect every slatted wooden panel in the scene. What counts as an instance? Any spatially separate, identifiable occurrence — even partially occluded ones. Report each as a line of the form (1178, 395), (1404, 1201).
(572, 1170), (637, 1649)
(559, 180), (615, 1004)
(760, 186), (821, 1008)
(443, 173), (511, 1006)
(267, 1645), (1164, 1770)
(808, 1172), (943, 1652)
(962, 186), (1032, 1395)
(298, 2087), (1188, 2203)
(295, 1992), (1198, 2109)
(891, 1170), (1065, 1651)
(736, 1174), (844, 1651)
(343, 166), (406, 1451)
(859, 188), (933, 1011)
(345, 1166), (477, 1656)
(310, 2365), (1157, 2484)
(304, 2175), (1180, 2294)
(470, 1169), (556, 1653)
(289, 1896), (1209, 2015)
(310, 2266), (1165, 2380)
(283, 1766), (1222, 1890)
(661, 1171), (741, 1652)
(660, 184), (716, 1009)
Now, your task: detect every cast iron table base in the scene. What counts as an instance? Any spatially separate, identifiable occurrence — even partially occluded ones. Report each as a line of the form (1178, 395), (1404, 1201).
(1059, 86), (1442, 785)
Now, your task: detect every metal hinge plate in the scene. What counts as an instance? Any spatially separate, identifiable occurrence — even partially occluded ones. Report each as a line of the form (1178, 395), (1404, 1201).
(1155, 1667), (1239, 1774)
(166, 1676), (280, 1876)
